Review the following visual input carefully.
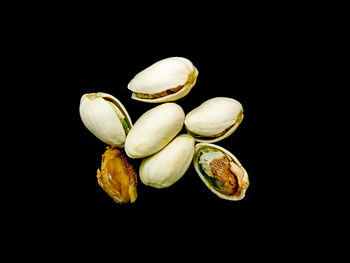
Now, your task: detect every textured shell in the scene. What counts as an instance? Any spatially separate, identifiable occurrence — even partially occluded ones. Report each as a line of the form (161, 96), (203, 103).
(193, 143), (249, 201)
(79, 92), (132, 147)
(185, 97), (243, 143)
(140, 134), (195, 188)
(128, 57), (198, 103)
(125, 103), (185, 158)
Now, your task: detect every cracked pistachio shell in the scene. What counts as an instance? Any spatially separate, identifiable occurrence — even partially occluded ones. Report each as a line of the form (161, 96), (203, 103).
(125, 103), (185, 158)
(79, 92), (132, 147)
(185, 97), (243, 143)
(193, 143), (249, 201)
(140, 134), (195, 188)
(128, 57), (198, 103)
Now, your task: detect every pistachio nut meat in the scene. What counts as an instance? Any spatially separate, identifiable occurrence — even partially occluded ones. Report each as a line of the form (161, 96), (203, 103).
(128, 57), (198, 103)
(79, 92), (132, 147)
(97, 147), (137, 204)
(185, 97), (243, 143)
(125, 103), (185, 158)
(193, 143), (249, 200)
(140, 134), (195, 188)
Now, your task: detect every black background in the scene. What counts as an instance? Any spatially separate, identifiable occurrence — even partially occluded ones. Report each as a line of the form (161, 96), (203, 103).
(55, 35), (293, 237)
(5, 4), (340, 259)
(10, 12), (310, 255)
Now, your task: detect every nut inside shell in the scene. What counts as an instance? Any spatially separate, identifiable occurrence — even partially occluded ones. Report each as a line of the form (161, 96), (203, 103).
(193, 143), (249, 200)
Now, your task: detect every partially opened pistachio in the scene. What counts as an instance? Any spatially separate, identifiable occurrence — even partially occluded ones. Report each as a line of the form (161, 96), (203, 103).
(185, 97), (243, 143)
(140, 134), (195, 188)
(79, 92), (132, 147)
(97, 147), (137, 204)
(125, 103), (185, 158)
(193, 143), (249, 200)
(128, 57), (198, 103)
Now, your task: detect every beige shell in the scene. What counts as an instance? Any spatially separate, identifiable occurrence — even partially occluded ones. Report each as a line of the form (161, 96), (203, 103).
(79, 92), (132, 147)
(185, 97), (243, 143)
(140, 134), (195, 188)
(128, 57), (198, 103)
(125, 103), (185, 158)
(193, 143), (249, 201)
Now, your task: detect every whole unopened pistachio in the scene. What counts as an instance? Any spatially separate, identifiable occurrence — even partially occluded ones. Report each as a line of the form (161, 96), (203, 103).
(79, 92), (132, 147)
(97, 147), (137, 204)
(140, 134), (195, 188)
(128, 57), (198, 103)
(185, 97), (243, 143)
(125, 103), (185, 158)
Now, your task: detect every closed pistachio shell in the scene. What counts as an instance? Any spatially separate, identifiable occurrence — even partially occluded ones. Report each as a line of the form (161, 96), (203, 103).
(128, 57), (198, 103)
(125, 103), (185, 158)
(79, 92), (132, 147)
(185, 97), (243, 143)
(193, 143), (249, 201)
(140, 134), (195, 188)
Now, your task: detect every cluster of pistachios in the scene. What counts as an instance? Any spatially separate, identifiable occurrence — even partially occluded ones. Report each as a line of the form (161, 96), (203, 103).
(79, 57), (249, 204)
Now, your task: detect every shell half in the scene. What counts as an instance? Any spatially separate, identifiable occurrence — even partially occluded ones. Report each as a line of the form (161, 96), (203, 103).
(193, 143), (249, 201)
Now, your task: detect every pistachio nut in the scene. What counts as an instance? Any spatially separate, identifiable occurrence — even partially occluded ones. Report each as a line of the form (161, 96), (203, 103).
(185, 97), (243, 143)
(79, 92), (132, 147)
(125, 103), (185, 158)
(193, 143), (249, 200)
(128, 57), (198, 103)
(140, 134), (195, 188)
(97, 147), (137, 204)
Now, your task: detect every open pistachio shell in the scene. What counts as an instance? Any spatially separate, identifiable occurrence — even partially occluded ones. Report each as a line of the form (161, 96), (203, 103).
(125, 103), (185, 158)
(140, 134), (195, 188)
(185, 97), (243, 143)
(193, 143), (249, 201)
(128, 57), (198, 103)
(79, 92), (132, 147)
